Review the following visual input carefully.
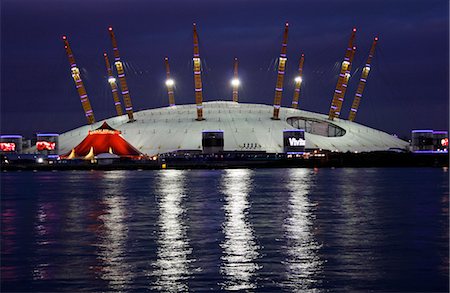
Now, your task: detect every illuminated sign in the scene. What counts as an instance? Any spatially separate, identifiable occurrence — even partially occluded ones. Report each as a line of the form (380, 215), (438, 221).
(283, 129), (305, 153)
(89, 129), (120, 135)
(0, 142), (15, 152)
(36, 141), (56, 151)
(288, 137), (306, 147)
(441, 138), (448, 147)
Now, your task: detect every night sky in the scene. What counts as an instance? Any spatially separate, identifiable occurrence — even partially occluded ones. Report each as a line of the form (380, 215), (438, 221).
(1, 0), (448, 139)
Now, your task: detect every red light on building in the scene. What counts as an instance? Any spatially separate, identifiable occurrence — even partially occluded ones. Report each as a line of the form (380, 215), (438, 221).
(441, 138), (448, 147)
(36, 141), (56, 151)
(0, 143), (16, 152)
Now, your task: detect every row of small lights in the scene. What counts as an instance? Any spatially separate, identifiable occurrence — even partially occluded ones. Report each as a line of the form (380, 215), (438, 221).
(164, 77), (302, 88)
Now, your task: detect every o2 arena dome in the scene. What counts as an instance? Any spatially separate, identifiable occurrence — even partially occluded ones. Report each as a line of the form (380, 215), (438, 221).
(55, 24), (408, 157)
(58, 101), (408, 156)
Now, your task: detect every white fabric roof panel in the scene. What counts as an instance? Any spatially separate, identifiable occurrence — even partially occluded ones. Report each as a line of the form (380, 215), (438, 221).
(58, 101), (408, 155)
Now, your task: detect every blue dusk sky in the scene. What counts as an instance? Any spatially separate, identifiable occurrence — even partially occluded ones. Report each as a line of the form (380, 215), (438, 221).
(1, 0), (448, 138)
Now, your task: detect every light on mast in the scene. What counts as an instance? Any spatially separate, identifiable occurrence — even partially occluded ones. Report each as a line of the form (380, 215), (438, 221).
(231, 78), (240, 87)
(165, 79), (174, 86)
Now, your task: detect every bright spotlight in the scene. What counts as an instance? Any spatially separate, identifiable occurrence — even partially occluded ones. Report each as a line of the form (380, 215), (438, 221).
(108, 77), (116, 83)
(294, 76), (302, 83)
(231, 78), (240, 87)
(165, 79), (174, 86)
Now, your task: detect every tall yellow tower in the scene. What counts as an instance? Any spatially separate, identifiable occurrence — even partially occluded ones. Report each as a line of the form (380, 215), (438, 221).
(272, 22), (289, 120)
(291, 53), (305, 109)
(328, 28), (357, 120)
(108, 27), (135, 122)
(103, 52), (124, 116)
(348, 37), (378, 121)
(192, 23), (204, 121)
(231, 58), (239, 102)
(164, 57), (176, 107)
(62, 36), (95, 124)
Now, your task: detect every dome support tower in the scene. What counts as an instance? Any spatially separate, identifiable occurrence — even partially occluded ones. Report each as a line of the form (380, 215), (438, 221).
(291, 53), (305, 109)
(193, 23), (204, 121)
(272, 22), (289, 120)
(348, 37), (378, 121)
(103, 52), (124, 117)
(164, 57), (176, 107)
(108, 27), (135, 122)
(328, 28), (357, 120)
(232, 58), (239, 102)
(62, 36), (95, 125)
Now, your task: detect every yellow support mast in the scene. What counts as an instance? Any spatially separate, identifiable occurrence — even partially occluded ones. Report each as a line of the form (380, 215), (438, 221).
(328, 28), (357, 120)
(62, 35), (95, 124)
(108, 27), (135, 122)
(291, 53), (305, 109)
(103, 52), (124, 116)
(348, 37), (378, 121)
(272, 22), (289, 120)
(231, 57), (239, 102)
(193, 23), (204, 121)
(164, 57), (176, 107)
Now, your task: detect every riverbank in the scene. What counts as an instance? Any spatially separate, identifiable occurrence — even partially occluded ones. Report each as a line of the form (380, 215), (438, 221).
(1, 151), (448, 171)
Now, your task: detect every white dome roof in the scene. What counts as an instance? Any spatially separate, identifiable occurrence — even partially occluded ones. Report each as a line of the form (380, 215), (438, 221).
(58, 101), (408, 156)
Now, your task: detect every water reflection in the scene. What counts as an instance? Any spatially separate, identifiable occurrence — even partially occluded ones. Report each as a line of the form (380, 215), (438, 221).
(284, 168), (323, 291)
(439, 183), (449, 277)
(58, 182), (92, 281)
(335, 169), (382, 284)
(33, 201), (60, 281)
(153, 170), (192, 291)
(96, 171), (131, 290)
(1, 201), (17, 281)
(220, 169), (260, 290)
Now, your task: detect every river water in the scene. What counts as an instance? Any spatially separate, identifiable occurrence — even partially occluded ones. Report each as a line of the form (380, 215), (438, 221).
(1, 168), (448, 292)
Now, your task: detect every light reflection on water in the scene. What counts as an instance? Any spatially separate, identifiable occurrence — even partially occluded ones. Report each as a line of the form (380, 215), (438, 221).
(334, 169), (383, 285)
(440, 190), (449, 276)
(220, 169), (260, 290)
(152, 170), (193, 291)
(284, 168), (323, 292)
(32, 201), (59, 281)
(0, 169), (448, 292)
(1, 201), (17, 281)
(96, 171), (132, 291)
(58, 185), (91, 281)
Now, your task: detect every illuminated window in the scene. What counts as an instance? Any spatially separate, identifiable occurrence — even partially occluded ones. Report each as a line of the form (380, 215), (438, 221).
(286, 117), (346, 137)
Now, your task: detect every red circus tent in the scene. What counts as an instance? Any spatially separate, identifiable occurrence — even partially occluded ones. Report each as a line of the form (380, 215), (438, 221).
(62, 122), (143, 159)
